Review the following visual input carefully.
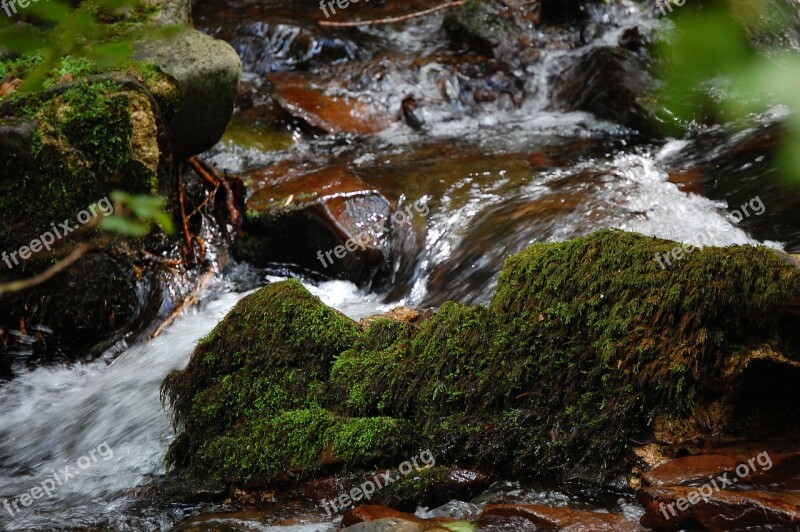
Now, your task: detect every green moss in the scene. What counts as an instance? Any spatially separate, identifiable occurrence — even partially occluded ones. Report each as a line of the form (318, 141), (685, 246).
(163, 231), (800, 489)
(0, 76), (163, 251)
(330, 417), (412, 466)
(487, 229), (800, 479)
(161, 280), (360, 480)
(329, 318), (416, 416)
(197, 408), (337, 483)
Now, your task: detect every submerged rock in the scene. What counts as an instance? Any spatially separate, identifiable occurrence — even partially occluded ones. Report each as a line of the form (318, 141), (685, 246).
(269, 73), (392, 135)
(161, 230), (800, 501)
(637, 443), (800, 530)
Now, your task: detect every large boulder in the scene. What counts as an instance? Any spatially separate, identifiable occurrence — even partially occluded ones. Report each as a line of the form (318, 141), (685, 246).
(134, 29), (242, 158)
(0, 13), (241, 370)
(0, 61), (181, 366)
(162, 230), (800, 502)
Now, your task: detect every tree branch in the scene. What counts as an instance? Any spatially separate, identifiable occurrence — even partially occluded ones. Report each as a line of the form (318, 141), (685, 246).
(0, 244), (92, 296)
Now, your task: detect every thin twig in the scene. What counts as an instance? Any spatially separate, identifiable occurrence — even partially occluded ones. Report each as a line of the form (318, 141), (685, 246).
(0, 244), (92, 296)
(187, 156), (245, 237)
(177, 168), (195, 263)
(319, 0), (468, 27)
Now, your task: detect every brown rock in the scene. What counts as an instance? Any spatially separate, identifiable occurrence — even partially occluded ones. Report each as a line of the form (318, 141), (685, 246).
(235, 165), (399, 286)
(342, 505), (425, 527)
(342, 505), (458, 529)
(479, 504), (638, 531)
(642, 453), (747, 488)
(342, 517), (423, 532)
(360, 306), (423, 330)
(638, 485), (800, 530)
(269, 73), (392, 134)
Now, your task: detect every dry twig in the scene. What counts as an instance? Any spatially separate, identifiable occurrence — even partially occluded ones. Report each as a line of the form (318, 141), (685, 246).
(0, 244), (92, 296)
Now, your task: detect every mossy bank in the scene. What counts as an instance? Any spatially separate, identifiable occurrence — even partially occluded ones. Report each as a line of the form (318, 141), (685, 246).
(162, 230), (800, 496)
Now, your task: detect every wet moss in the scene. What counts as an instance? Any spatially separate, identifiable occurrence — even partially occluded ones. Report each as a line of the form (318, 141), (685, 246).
(197, 407), (337, 483)
(0, 72), (169, 250)
(161, 280), (361, 480)
(163, 231), (800, 489)
(331, 416), (413, 466)
(488, 229), (800, 480)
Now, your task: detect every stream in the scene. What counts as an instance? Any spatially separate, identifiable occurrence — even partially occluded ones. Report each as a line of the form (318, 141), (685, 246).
(1, 0), (798, 529)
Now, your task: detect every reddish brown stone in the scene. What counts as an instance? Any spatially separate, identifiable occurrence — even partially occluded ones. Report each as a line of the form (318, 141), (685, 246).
(667, 169), (705, 195)
(269, 73), (392, 135)
(236, 165), (400, 286)
(479, 504), (638, 531)
(642, 453), (747, 488)
(639, 485), (800, 531)
(342, 505), (458, 529)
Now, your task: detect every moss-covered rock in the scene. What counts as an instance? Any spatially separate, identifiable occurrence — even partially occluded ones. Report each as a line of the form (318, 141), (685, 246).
(0, 13), (240, 368)
(162, 230), (800, 494)
(0, 55), (181, 366)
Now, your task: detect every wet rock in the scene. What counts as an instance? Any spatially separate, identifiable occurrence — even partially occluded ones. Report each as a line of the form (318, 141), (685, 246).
(342, 505), (461, 530)
(618, 26), (646, 51)
(231, 23), (357, 74)
(268, 73), (392, 135)
(642, 453), (749, 488)
(638, 485), (800, 530)
(443, 0), (512, 57)
(381, 467), (494, 511)
(0, 252), (142, 363)
(435, 61), (525, 109)
(233, 165), (398, 287)
(539, 0), (601, 23)
(163, 231), (800, 492)
(401, 96), (425, 131)
(660, 120), (800, 252)
(479, 504), (638, 531)
(637, 444), (800, 529)
(0, 66), (181, 367)
(342, 505), (424, 527)
(548, 46), (657, 135)
(135, 29), (242, 158)
(342, 517), (423, 532)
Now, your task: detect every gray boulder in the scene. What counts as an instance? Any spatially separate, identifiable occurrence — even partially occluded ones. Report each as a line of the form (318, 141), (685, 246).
(135, 29), (241, 158)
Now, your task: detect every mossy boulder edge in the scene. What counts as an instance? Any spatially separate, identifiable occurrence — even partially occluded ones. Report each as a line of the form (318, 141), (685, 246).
(161, 230), (800, 492)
